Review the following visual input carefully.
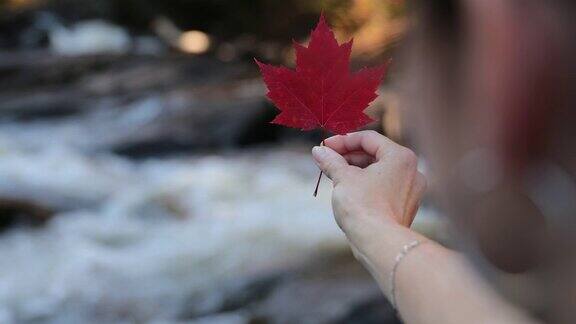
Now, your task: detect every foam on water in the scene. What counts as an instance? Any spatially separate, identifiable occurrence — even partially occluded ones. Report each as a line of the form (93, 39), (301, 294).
(0, 143), (348, 323)
(0, 127), (441, 323)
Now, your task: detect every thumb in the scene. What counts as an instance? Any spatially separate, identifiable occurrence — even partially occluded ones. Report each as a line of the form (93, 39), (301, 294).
(312, 146), (349, 183)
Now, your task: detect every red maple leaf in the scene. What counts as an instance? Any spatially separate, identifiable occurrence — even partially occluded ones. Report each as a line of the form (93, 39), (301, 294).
(255, 13), (387, 135)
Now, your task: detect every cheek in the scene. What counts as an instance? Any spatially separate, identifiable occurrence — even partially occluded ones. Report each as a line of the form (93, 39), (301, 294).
(470, 190), (548, 273)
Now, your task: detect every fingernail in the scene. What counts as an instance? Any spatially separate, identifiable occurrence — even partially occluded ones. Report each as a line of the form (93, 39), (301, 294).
(312, 146), (326, 161)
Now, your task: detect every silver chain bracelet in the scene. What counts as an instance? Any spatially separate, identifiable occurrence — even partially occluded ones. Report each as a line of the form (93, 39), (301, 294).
(389, 239), (426, 309)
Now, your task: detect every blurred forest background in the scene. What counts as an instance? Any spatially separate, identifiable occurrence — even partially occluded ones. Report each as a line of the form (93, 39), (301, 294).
(0, 1), (442, 323)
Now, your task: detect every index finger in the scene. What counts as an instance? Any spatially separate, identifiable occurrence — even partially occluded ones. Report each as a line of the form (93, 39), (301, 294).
(323, 130), (394, 159)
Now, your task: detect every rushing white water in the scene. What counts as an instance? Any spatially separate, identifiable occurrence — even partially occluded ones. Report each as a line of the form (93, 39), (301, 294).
(0, 140), (353, 323)
(0, 123), (441, 323)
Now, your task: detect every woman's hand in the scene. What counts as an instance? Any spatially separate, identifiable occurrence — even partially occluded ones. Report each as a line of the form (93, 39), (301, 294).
(312, 130), (426, 252)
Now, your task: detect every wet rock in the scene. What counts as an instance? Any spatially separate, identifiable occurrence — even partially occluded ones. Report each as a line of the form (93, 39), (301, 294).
(0, 198), (54, 231)
(335, 297), (401, 324)
(249, 253), (399, 324)
(177, 253), (401, 324)
(179, 274), (284, 319)
(0, 51), (320, 158)
(189, 311), (250, 324)
(252, 277), (382, 324)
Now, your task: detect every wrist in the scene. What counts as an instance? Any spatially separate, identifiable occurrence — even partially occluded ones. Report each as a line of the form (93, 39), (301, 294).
(347, 211), (417, 260)
(360, 223), (421, 268)
(345, 212), (432, 296)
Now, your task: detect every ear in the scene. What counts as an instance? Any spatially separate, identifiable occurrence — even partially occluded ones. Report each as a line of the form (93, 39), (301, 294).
(463, 1), (563, 173)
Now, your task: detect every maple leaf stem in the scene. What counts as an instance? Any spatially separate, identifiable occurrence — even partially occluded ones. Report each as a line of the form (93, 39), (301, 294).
(313, 130), (329, 197)
(312, 141), (325, 197)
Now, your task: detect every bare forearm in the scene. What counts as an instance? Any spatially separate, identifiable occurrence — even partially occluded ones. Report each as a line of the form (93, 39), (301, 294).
(355, 224), (538, 324)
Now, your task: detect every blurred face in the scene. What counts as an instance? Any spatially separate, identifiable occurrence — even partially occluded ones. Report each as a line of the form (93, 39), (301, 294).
(401, 0), (559, 273)
(403, 7), (576, 321)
